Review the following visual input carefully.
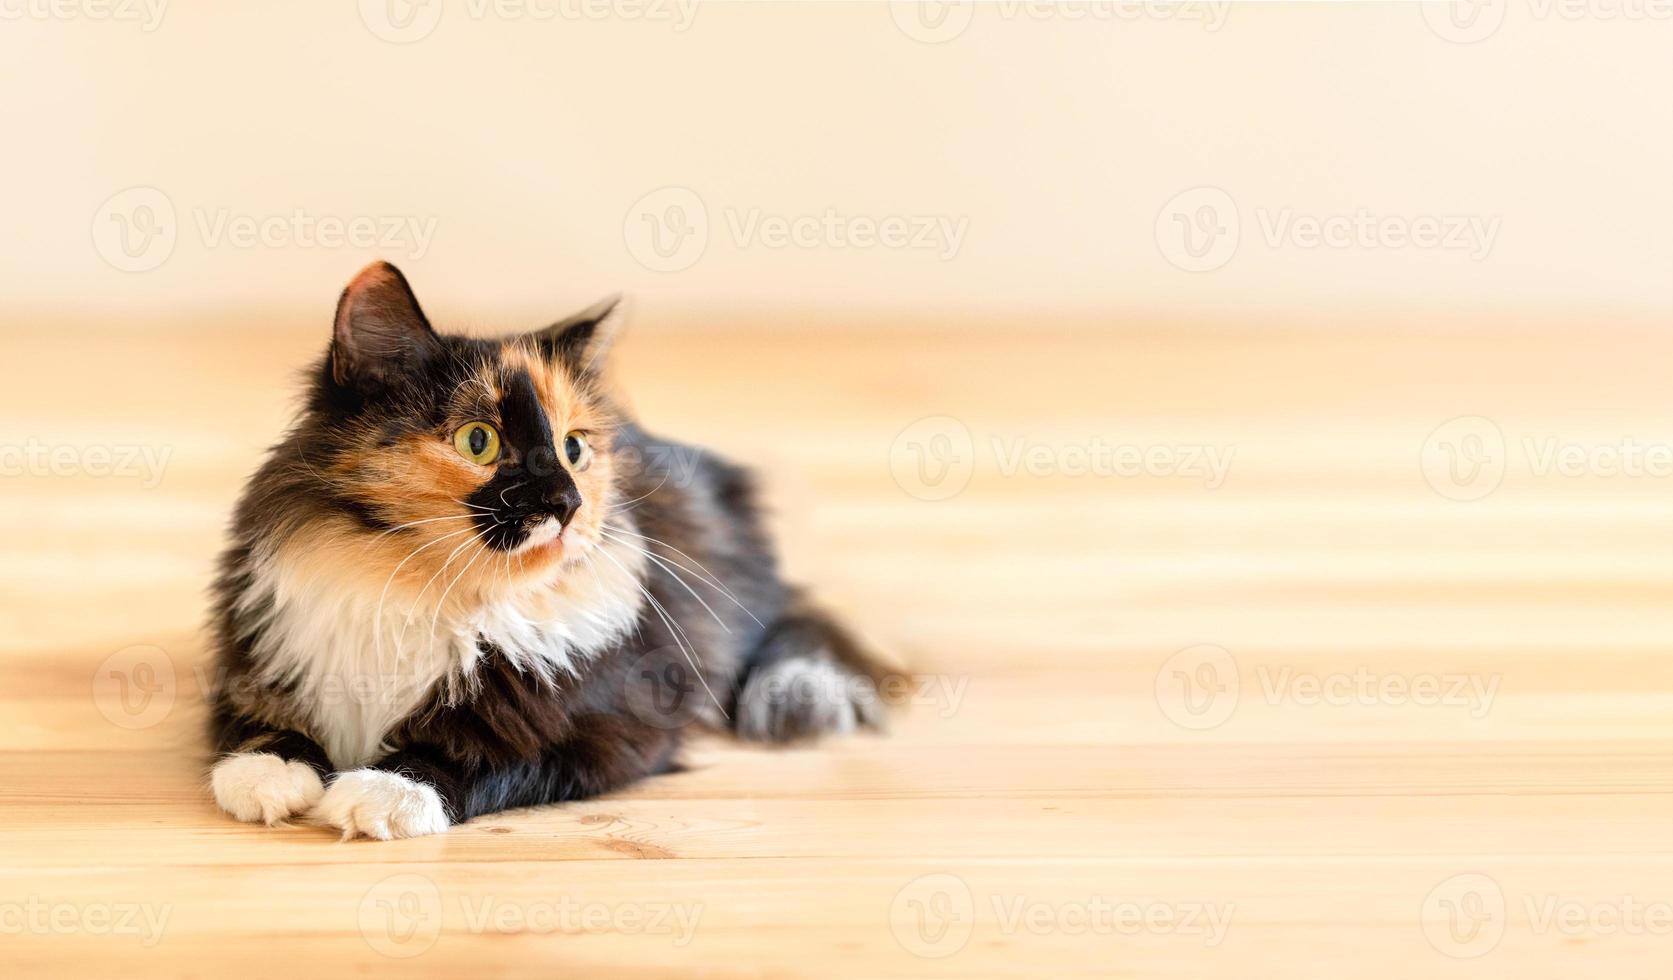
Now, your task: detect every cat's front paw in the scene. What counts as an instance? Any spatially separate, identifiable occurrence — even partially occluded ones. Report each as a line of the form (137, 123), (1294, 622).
(312, 769), (450, 840)
(211, 752), (325, 825)
(736, 656), (886, 742)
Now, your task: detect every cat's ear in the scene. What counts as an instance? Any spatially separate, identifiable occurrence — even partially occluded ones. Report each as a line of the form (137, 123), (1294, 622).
(330, 261), (440, 386)
(530, 294), (624, 379)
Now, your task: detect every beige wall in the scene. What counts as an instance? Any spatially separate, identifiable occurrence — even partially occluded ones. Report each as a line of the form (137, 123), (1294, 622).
(2, 1), (1668, 330)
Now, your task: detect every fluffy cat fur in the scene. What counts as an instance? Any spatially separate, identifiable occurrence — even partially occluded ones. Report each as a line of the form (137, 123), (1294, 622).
(206, 262), (891, 839)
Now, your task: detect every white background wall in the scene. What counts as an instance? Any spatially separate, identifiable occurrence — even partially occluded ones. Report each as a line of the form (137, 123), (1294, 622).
(2, 1), (1668, 329)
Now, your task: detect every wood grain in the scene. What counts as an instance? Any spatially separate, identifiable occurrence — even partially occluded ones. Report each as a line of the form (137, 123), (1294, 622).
(1, 323), (1669, 977)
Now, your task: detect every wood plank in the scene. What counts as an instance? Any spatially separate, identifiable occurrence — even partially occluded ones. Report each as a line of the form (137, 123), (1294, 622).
(2, 325), (1671, 977)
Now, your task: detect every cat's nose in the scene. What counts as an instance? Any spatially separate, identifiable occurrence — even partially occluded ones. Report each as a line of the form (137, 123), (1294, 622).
(543, 481), (582, 527)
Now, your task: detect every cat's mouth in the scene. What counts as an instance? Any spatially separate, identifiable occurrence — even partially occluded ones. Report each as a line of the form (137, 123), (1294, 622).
(514, 516), (566, 555)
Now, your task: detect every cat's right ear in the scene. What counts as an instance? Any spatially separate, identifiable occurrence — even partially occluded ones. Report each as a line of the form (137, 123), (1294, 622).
(331, 262), (439, 387)
(529, 294), (624, 380)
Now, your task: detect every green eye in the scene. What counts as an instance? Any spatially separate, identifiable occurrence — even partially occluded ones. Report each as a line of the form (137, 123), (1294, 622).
(452, 422), (501, 465)
(563, 431), (592, 470)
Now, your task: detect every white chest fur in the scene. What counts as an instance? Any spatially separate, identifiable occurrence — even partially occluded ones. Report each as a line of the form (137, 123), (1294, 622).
(235, 535), (646, 768)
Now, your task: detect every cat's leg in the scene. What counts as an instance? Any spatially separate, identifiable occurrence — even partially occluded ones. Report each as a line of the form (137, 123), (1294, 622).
(208, 713), (334, 826)
(733, 599), (896, 742)
(312, 715), (679, 839)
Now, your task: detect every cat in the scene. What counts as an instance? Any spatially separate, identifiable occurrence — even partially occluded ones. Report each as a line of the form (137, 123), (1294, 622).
(206, 262), (891, 839)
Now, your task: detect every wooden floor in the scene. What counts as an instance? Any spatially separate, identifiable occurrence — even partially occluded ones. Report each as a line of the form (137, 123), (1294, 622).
(2, 320), (1670, 977)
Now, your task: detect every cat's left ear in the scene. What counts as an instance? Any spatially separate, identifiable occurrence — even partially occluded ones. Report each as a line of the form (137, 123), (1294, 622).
(331, 261), (439, 387)
(530, 294), (625, 379)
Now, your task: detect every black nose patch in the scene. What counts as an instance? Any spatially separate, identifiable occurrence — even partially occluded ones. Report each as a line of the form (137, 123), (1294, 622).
(467, 365), (585, 550)
(498, 368), (554, 460)
(543, 480), (582, 526)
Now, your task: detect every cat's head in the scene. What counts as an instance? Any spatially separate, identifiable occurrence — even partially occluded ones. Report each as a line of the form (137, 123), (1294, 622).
(290, 261), (629, 594)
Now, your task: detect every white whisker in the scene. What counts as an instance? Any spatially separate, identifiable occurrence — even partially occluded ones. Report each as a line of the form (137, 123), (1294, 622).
(600, 522), (764, 627)
(430, 534), (492, 644)
(593, 541), (726, 718)
(373, 526), (475, 671)
(365, 513), (479, 547)
(610, 473), (669, 513)
(598, 528), (731, 634)
(397, 533), (482, 659)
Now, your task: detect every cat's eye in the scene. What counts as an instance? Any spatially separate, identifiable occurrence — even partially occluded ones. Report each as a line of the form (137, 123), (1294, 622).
(563, 431), (591, 470)
(452, 422), (501, 465)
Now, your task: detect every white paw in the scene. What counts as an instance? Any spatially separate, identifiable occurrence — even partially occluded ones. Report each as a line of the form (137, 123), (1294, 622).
(312, 769), (450, 840)
(736, 656), (884, 742)
(211, 752), (325, 825)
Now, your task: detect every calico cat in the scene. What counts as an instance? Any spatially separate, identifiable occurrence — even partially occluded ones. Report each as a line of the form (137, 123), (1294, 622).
(206, 262), (890, 839)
